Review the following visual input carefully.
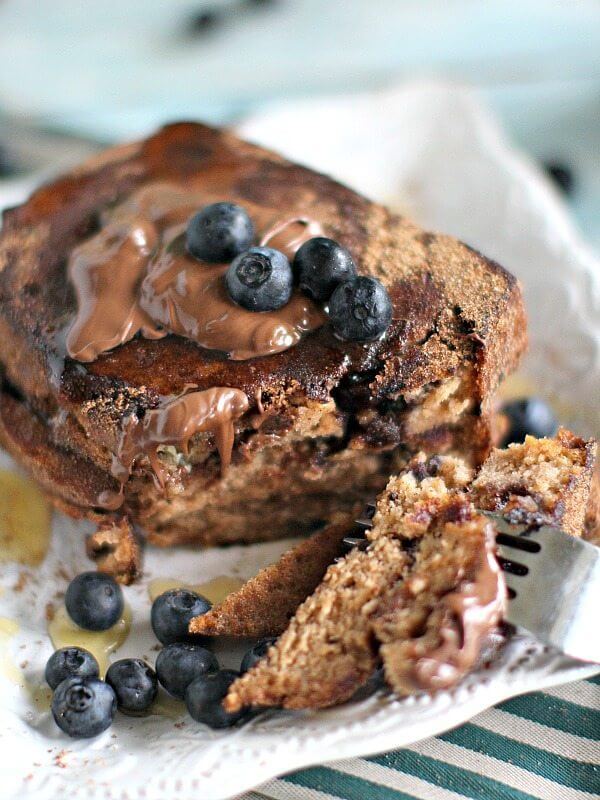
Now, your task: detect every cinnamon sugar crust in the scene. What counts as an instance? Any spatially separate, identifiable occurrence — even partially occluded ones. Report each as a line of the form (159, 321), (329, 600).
(190, 512), (358, 638)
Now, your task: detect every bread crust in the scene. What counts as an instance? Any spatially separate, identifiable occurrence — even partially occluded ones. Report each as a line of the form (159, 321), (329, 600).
(190, 512), (357, 638)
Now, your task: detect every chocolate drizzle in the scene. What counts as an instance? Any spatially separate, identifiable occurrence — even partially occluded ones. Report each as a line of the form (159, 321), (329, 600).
(408, 520), (506, 691)
(98, 387), (249, 510)
(66, 184), (326, 363)
(66, 219), (166, 362)
(259, 217), (324, 260)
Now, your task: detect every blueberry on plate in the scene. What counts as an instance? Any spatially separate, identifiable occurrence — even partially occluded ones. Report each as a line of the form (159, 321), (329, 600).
(151, 588), (211, 645)
(225, 246), (293, 311)
(294, 237), (357, 302)
(240, 637), (277, 674)
(543, 160), (575, 196)
(501, 397), (558, 445)
(65, 572), (124, 632)
(52, 676), (116, 739)
(186, 202), (255, 263)
(156, 642), (219, 700)
(45, 646), (99, 690)
(328, 276), (392, 342)
(106, 658), (158, 713)
(185, 669), (246, 729)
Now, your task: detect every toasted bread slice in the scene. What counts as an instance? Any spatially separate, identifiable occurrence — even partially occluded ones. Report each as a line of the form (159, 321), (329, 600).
(0, 123), (526, 546)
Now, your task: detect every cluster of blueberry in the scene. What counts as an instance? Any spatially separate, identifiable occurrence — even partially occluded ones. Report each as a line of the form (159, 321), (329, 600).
(47, 572), (271, 738)
(186, 202), (393, 342)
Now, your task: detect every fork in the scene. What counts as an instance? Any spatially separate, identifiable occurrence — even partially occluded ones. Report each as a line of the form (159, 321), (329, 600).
(351, 506), (600, 664)
(485, 513), (600, 664)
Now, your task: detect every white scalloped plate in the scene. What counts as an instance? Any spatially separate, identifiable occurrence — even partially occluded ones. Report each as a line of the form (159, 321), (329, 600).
(1, 81), (599, 800)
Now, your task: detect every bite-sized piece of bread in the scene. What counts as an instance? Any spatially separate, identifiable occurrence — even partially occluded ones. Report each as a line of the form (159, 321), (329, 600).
(226, 431), (596, 711)
(225, 454), (478, 711)
(0, 122), (526, 548)
(86, 516), (140, 585)
(471, 428), (597, 537)
(190, 512), (357, 638)
(226, 537), (409, 710)
(373, 508), (502, 695)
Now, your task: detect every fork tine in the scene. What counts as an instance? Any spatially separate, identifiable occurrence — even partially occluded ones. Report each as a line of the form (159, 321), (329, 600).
(496, 542), (541, 572)
(482, 511), (529, 537)
(355, 500), (377, 530)
(342, 536), (369, 551)
(483, 511), (545, 570)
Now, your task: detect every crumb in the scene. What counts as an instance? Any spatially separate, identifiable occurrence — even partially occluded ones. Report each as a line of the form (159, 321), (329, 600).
(54, 750), (69, 769)
(45, 602), (55, 621)
(19, 660), (28, 669)
(13, 572), (28, 592)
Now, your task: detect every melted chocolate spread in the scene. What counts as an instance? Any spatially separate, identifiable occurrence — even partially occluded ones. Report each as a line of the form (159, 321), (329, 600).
(98, 387), (249, 510)
(64, 185), (331, 508)
(66, 183), (326, 363)
(404, 519), (506, 691)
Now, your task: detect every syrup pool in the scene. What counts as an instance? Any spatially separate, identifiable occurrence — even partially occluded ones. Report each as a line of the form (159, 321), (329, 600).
(0, 470), (51, 565)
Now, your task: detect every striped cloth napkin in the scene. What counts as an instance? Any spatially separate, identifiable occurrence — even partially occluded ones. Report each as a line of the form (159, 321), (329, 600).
(244, 674), (599, 800)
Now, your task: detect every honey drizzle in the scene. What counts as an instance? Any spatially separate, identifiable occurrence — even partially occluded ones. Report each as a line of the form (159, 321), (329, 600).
(148, 575), (245, 606)
(48, 604), (132, 676)
(0, 470), (51, 565)
(0, 617), (22, 685)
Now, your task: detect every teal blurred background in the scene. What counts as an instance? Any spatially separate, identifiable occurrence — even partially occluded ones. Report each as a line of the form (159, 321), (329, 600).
(0, 0), (599, 247)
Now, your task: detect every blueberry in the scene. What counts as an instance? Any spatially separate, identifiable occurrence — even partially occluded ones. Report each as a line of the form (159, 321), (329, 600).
(543, 160), (575, 196)
(151, 588), (211, 645)
(185, 669), (246, 729)
(106, 658), (158, 713)
(225, 246), (292, 311)
(51, 676), (116, 739)
(501, 397), (558, 445)
(186, 8), (223, 36)
(187, 202), (255, 263)
(45, 647), (99, 690)
(240, 637), (277, 673)
(65, 572), (124, 631)
(294, 237), (357, 302)
(328, 276), (392, 342)
(156, 642), (219, 700)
